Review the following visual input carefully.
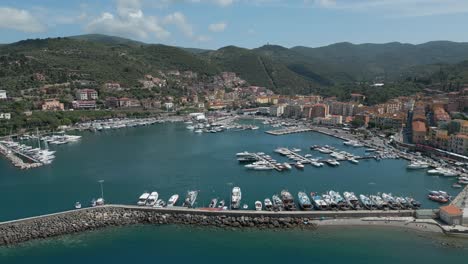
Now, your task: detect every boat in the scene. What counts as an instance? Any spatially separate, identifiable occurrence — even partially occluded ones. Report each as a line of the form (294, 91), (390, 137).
(281, 190), (295, 210)
(428, 194), (449, 203)
(292, 148), (301, 152)
(255, 201), (263, 211)
(154, 199), (166, 208)
(264, 198), (273, 211)
(325, 159), (340, 166)
(272, 194), (284, 211)
(283, 163), (292, 170)
(182, 190), (198, 208)
(236, 151), (251, 157)
(297, 192), (313, 210)
(322, 193), (338, 209)
(231, 187), (242, 209)
(209, 198), (218, 208)
(295, 162), (305, 169)
(146, 191), (159, 206)
(253, 165), (275, 170)
(167, 194), (179, 207)
(186, 125), (195, 130)
(452, 183), (463, 188)
(90, 199), (97, 207)
(348, 158), (359, 164)
(95, 198), (105, 206)
(365, 148), (377, 152)
(310, 193), (329, 210)
(395, 197), (410, 209)
(381, 193), (400, 210)
(329, 191), (350, 210)
(343, 192), (361, 210)
(407, 161), (429, 170)
(242, 204), (249, 209)
(405, 197), (421, 209)
(359, 194), (375, 210)
(218, 200), (226, 209)
(137, 192), (150, 206)
(74, 202), (82, 209)
(370, 195), (387, 210)
(194, 129), (203, 133)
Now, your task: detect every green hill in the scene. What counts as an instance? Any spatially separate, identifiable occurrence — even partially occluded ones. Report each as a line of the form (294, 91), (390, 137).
(2, 34), (468, 98)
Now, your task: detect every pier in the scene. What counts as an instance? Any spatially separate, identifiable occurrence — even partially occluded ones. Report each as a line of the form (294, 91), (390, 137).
(0, 142), (43, 169)
(265, 127), (313, 136)
(250, 152), (284, 171)
(0, 204), (418, 246)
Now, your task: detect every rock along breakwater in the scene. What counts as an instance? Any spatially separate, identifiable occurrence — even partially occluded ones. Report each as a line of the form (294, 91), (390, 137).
(0, 205), (416, 246)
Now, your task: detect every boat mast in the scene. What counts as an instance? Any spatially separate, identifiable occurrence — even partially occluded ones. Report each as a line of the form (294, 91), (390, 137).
(98, 180), (104, 199)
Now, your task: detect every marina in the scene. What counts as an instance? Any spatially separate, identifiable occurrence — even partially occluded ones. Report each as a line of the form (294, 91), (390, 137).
(0, 120), (465, 223)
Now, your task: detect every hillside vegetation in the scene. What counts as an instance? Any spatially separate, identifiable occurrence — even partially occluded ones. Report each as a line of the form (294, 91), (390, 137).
(1, 34), (468, 97)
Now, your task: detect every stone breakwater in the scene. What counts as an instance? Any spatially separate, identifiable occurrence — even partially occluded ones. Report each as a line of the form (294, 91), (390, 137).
(0, 206), (326, 246)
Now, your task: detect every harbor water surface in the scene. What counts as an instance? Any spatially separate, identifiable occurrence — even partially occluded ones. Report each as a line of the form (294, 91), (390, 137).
(0, 122), (467, 261)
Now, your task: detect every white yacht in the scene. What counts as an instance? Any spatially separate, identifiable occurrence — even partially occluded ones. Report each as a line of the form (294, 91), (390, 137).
(167, 194), (179, 207)
(231, 187), (242, 209)
(407, 162), (429, 169)
(137, 192), (150, 206)
(255, 201), (263, 211)
(146, 192), (159, 206)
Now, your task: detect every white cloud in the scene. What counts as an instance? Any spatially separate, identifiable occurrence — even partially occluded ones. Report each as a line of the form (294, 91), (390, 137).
(85, 4), (170, 40)
(314, 0), (336, 8)
(152, 0), (235, 7)
(0, 7), (46, 33)
(163, 11), (209, 41)
(208, 22), (227, 32)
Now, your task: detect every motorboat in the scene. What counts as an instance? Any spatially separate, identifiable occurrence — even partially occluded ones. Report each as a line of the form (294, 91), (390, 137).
(182, 190), (198, 208)
(255, 201), (263, 211)
(137, 192), (150, 206)
(146, 192), (159, 206)
(218, 200), (226, 209)
(283, 163), (292, 170)
(298, 192), (312, 210)
(154, 199), (166, 208)
(329, 190), (350, 210)
(359, 194), (375, 210)
(242, 204), (249, 209)
(343, 192), (361, 210)
(74, 202), (82, 209)
(381, 193), (400, 210)
(325, 159), (340, 166)
(264, 198), (273, 211)
(295, 162), (305, 169)
(310, 192), (329, 210)
(322, 193), (338, 209)
(209, 198), (218, 208)
(167, 194), (179, 207)
(272, 194), (284, 211)
(407, 161), (429, 170)
(231, 187), (242, 209)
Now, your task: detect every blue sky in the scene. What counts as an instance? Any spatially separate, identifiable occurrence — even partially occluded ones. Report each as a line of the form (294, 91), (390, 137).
(1, 0), (468, 49)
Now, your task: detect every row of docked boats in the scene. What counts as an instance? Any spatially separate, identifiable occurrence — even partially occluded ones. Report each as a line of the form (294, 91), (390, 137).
(78, 118), (162, 132)
(407, 161), (460, 177)
(137, 191), (196, 208)
(0, 140), (56, 165)
(427, 190), (451, 203)
(40, 132), (82, 145)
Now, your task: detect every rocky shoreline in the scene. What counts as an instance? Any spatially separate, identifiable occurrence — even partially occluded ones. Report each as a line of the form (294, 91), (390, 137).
(0, 206), (319, 246)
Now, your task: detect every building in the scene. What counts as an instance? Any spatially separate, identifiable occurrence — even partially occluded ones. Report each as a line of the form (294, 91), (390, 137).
(269, 104), (285, 117)
(450, 134), (468, 155)
(328, 101), (355, 117)
(283, 105), (302, 119)
(119, 98), (141, 108)
(105, 82), (121, 91)
(350, 93), (366, 103)
(310, 104), (329, 118)
(412, 121), (427, 144)
(72, 100), (97, 109)
(313, 115), (343, 126)
(41, 99), (64, 111)
(0, 113), (11, 120)
(372, 113), (405, 130)
(0, 90), (6, 100)
(432, 105), (451, 126)
(439, 205), (463, 225)
(164, 102), (174, 111)
(75, 89), (98, 100)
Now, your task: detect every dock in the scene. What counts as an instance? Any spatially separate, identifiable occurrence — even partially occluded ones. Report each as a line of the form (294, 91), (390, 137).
(265, 127), (313, 136)
(0, 142), (43, 169)
(250, 153), (284, 171)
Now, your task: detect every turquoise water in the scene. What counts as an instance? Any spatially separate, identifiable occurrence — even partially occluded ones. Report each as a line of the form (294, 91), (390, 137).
(1, 121), (467, 262)
(1, 225), (468, 263)
(0, 122), (459, 221)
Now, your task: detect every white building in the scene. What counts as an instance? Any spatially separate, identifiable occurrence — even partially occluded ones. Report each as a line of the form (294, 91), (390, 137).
(0, 90), (6, 100)
(313, 115), (343, 126)
(0, 113), (11, 120)
(164, 102), (174, 111)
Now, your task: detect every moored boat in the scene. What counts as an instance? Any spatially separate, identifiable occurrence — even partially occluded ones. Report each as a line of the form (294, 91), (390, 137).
(167, 194), (179, 207)
(343, 191), (361, 210)
(231, 187), (242, 209)
(264, 198), (273, 211)
(272, 194), (284, 211)
(255, 201), (263, 211)
(146, 192), (159, 207)
(137, 192), (150, 206)
(310, 192), (329, 210)
(297, 192), (313, 210)
(359, 194), (375, 210)
(182, 190), (198, 208)
(209, 198), (218, 208)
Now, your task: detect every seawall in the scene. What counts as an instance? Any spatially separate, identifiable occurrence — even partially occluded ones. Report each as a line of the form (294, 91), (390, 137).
(0, 205), (415, 246)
